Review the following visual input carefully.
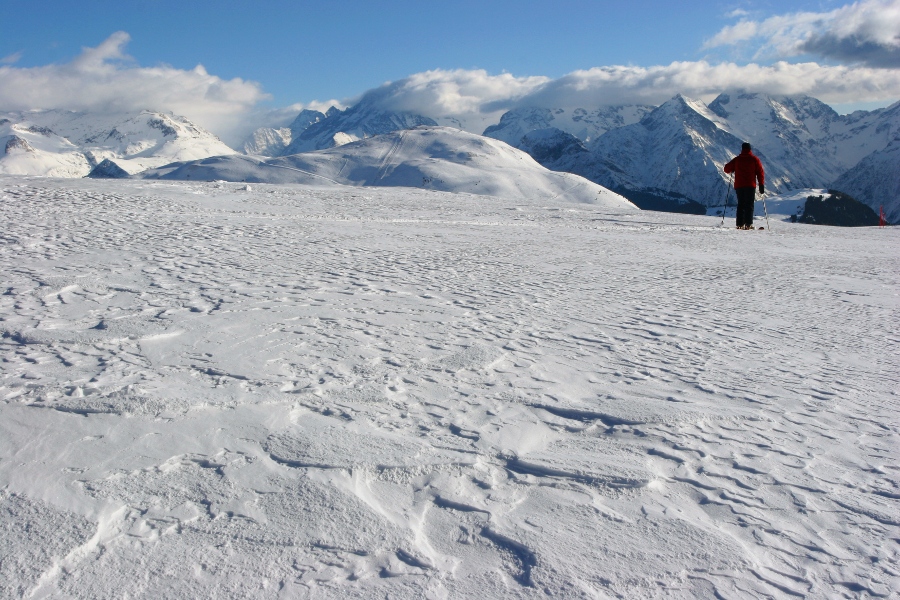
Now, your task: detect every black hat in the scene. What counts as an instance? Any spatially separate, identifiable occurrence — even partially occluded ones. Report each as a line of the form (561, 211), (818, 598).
(742, 142), (752, 151)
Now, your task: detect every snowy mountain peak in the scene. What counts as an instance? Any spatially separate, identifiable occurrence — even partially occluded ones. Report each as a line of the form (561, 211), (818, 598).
(484, 104), (652, 147)
(242, 109), (329, 156)
(636, 95), (733, 144)
(708, 93), (839, 143)
(280, 102), (438, 155)
(0, 109), (235, 177)
(242, 127), (292, 156)
(288, 109), (327, 134)
(482, 108), (557, 146)
(650, 94), (728, 128)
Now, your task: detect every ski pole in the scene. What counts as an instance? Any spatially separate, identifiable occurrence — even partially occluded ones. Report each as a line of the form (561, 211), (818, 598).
(721, 174), (733, 226)
(761, 188), (770, 231)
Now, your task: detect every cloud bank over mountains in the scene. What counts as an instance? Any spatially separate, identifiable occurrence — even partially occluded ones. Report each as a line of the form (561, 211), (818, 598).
(1, 2), (898, 144)
(0, 32), (270, 144)
(704, 0), (900, 68)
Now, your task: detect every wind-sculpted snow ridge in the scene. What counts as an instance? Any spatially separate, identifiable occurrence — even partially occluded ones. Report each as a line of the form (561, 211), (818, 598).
(0, 176), (897, 598)
(146, 126), (638, 208)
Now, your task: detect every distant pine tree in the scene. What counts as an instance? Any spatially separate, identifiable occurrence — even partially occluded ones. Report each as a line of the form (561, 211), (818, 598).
(799, 190), (880, 227)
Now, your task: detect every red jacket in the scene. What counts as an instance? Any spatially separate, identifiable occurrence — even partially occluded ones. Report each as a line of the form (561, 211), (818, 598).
(724, 149), (764, 189)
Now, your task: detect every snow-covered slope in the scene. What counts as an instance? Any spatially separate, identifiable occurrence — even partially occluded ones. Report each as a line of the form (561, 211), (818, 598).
(832, 134), (900, 223)
(1, 176), (896, 598)
(483, 105), (652, 147)
(0, 118), (91, 177)
(0, 110), (235, 177)
(281, 103), (438, 155)
(584, 95), (777, 206)
(147, 126), (637, 209)
(708, 93), (900, 181)
(707, 93), (844, 185)
(242, 127), (292, 157)
(484, 93), (898, 213)
(827, 100), (900, 168)
(515, 128), (591, 169)
(242, 109), (329, 156)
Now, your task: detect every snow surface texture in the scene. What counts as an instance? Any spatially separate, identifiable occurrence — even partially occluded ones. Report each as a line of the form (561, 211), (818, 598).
(147, 127), (637, 209)
(0, 176), (898, 599)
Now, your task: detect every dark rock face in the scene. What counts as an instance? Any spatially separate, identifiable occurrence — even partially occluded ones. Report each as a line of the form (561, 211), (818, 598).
(87, 159), (131, 179)
(4, 136), (34, 154)
(800, 190), (880, 226)
(25, 125), (54, 136)
(148, 118), (177, 137)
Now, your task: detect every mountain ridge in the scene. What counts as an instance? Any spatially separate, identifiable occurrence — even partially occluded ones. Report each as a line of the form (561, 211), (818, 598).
(482, 92), (899, 220)
(144, 126), (638, 210)
(0, 109), (234, 177)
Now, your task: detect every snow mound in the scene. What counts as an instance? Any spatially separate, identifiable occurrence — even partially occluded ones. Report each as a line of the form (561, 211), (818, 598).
(146, 126), (637, 208)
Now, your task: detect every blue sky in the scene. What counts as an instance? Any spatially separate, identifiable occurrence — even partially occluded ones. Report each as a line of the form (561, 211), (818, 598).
(1, 0), (898, 141)
(11, 0), (736, 102)
(1, 0), (890, 104)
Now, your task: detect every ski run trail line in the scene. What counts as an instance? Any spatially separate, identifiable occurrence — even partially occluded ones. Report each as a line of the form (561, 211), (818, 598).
(377, 131), (406, 181)
(0, 176), (897, 599)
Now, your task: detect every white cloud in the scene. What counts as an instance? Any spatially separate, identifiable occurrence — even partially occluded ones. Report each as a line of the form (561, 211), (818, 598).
(0, 32), (269, 144)
(704, 0), (900, 67)
(516, 61), (900, 107)
(1, 30), (897, 146)
(346, 63), (900, 128)
(357, 69), (549, 115)
(1, 51), (23, 65)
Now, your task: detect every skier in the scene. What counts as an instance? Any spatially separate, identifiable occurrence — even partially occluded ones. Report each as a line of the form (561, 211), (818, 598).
(724, 142), (765, 229)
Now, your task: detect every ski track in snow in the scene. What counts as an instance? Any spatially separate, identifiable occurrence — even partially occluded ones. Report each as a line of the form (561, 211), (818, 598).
(0, 177), (897, 599)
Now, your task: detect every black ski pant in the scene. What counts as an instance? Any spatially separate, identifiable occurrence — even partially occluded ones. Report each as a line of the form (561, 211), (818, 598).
(735, 187), (755, 228)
